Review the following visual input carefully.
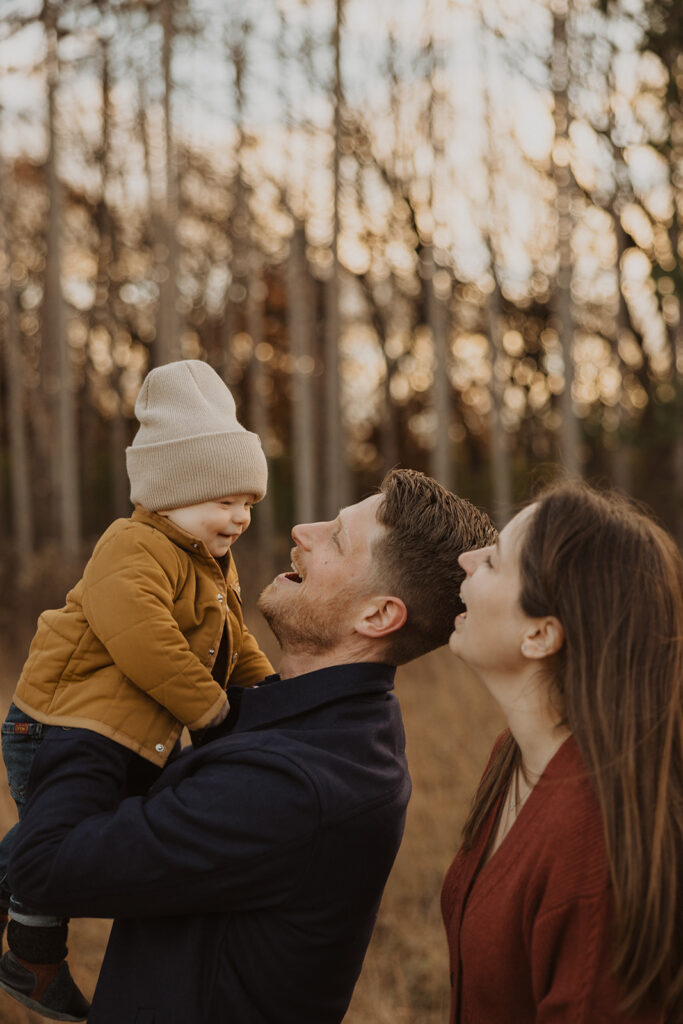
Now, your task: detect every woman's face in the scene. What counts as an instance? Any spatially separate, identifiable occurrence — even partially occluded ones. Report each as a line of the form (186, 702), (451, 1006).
(448, 505), (537, 677)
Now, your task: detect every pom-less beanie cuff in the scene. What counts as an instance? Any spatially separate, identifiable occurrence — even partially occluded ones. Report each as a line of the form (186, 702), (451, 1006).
(126, 359), (267, 510)
(126, 430), (267, 510)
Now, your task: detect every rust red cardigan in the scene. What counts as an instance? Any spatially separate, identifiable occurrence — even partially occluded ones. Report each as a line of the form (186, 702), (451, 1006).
(441, 735), (662, 1024)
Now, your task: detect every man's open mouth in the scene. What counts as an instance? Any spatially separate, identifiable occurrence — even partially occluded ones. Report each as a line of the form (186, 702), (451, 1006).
(281, 551), (304, 584)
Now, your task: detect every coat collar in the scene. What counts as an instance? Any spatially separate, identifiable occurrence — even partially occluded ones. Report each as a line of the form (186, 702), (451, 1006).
(225, 662), (396, 734)
(131, 505), (236, 581)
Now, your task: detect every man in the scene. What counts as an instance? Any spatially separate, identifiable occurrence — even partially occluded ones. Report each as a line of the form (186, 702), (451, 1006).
(5, 469), (496, 1024)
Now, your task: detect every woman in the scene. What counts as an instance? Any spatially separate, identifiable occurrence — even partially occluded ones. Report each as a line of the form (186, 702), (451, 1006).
(442, 482), (683, 1023)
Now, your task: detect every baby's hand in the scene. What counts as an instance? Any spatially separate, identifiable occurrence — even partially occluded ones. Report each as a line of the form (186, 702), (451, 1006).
(205, 699), (230, 729)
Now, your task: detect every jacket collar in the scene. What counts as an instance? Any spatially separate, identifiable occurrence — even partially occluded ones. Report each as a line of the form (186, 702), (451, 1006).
(131, 505), (235, 580)
(226, 662), (396, 734)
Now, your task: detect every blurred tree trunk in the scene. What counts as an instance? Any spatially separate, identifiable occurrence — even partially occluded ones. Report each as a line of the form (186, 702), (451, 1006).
(552, 2), (581, 478)
(485, 284), (512, 525)
(663, 64), (683, 546)
(360, 276), (400, 475)
(424, 32), (454, 492)
(424, 247), (452, 488)
(668, 215), (683, 547)
(137, 73), (162, 376)
(639, 0), (683, 542)
(275, 9), (319, 524)
(43, 6), (81, 558)
(0, 154), (34, 574)
(482, 23), (512, 523)
(353, 156), (400, 476)
(379, 35), (403, 476)
(600, 52), (646, 497)
(97, 35), (129, 520)
(324, 0), (348, 516)
(246, 260), (275, 569)
(220, 19), (250, 387)
(156, 0), (181, 365)
(287, 223), (316, 525)
(610, 207), (635, 495)
(379, 288), (401, 475)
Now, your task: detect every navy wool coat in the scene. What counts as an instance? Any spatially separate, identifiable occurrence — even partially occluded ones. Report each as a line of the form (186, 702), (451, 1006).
(8, 662), (411, 1024)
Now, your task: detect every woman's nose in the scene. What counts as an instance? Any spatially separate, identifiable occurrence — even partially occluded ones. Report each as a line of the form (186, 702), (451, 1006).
(459, 548), (482, 575)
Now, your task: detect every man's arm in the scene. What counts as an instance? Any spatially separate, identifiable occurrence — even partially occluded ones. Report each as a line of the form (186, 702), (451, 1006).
(8, 728), (318, 920)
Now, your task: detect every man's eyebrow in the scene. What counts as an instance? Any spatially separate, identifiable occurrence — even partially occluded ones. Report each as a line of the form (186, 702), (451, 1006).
(334, 510), (349, 549)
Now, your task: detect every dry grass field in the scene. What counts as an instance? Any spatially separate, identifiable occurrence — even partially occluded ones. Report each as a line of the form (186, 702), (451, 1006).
(0, 607), (502, 1024)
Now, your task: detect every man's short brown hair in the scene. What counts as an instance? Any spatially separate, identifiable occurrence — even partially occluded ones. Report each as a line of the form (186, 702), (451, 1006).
(373, 469), (497, 666)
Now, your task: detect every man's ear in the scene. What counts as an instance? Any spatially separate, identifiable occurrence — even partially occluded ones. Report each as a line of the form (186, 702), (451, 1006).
(521, 617), (564, 660)
(354, 596), (407, 639)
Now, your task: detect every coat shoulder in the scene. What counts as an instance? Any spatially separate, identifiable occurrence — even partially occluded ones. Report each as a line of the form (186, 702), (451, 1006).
(88, 518), (185, 578)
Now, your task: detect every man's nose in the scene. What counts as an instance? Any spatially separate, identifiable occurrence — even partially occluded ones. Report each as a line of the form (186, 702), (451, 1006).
(291, 520), (325, 549)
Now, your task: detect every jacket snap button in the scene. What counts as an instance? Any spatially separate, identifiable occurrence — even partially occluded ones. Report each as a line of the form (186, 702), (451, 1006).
(217, 594), (223, 602)
(209, 648), (215, 655)
(193, 542), (199, 549)
(155, 743), (165, 753)
(231, 653), (238, 664)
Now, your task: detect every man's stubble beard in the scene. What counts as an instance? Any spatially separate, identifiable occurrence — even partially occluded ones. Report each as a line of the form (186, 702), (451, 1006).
(257, 580), (354, 655)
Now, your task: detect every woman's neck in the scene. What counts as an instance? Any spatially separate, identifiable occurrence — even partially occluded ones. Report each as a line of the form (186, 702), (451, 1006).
(485, 667), (571, 776)
(510, 703), (570, 780)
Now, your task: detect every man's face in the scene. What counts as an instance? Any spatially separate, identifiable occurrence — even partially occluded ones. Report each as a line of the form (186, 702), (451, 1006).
(258, 494), (386, 653)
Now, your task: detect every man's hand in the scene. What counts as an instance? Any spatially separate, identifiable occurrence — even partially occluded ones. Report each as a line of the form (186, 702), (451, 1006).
(205, 699), (230, 729)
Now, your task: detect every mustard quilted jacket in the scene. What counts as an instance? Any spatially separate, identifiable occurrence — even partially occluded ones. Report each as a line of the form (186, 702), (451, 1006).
(14, 507), (273, 765)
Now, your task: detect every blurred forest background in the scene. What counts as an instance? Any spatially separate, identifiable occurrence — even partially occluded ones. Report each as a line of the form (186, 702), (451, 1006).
(0, 0), (681, 1020)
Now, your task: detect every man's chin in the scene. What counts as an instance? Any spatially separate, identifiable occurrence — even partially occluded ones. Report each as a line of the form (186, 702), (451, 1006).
(257, 583), (289, 638)
(257, 578), (283, 609)
(257, 586), (343, 654)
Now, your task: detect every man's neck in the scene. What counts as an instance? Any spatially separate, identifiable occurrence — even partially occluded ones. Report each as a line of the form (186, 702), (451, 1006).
(277, 640), (385, 681)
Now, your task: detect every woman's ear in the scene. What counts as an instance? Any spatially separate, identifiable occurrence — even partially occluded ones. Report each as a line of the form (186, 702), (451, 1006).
(354, 596), (407, 639)
(521, 617), (564, 659)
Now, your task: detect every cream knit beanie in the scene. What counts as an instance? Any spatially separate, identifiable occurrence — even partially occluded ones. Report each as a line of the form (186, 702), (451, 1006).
(126, 360), (267, 510)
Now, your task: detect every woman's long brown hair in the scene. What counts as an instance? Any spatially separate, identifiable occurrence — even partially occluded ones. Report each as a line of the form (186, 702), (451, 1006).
(461, 482), (683, 1019)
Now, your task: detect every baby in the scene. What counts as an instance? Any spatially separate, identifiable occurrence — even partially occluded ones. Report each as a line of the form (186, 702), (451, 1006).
(0, 359), (273, 1022)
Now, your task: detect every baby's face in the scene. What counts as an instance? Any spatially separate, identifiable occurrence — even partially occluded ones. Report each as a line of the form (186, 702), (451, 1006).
(164, 495), (254, 557)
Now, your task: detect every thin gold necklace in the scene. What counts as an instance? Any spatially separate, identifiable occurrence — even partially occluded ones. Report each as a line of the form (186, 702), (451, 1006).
(508, 764), (539, 813)
(509, 770), (524, 812)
